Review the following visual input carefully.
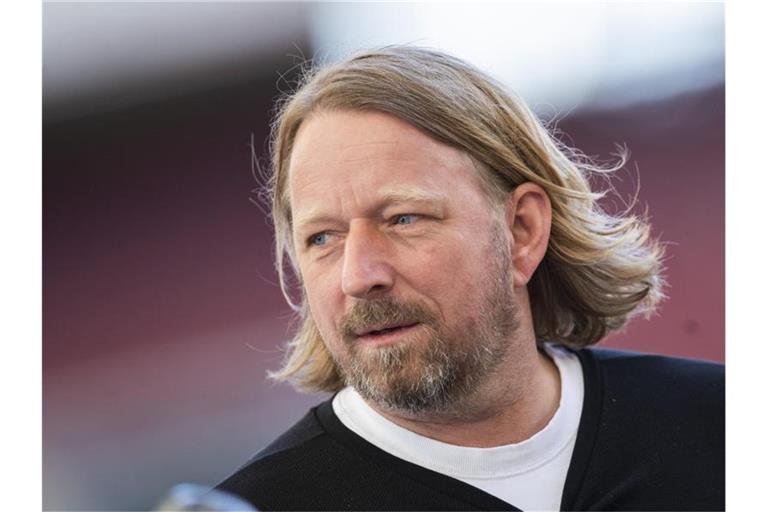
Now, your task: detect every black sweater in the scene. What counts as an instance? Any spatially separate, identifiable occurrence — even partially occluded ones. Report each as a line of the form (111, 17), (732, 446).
(217, 348), (724, 511)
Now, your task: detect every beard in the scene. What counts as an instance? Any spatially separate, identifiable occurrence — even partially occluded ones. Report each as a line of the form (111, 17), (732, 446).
(333, 225), (520, 416)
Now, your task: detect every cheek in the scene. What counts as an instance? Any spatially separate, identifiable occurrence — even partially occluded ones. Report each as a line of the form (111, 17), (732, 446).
(306, 295), (351, 368)
(307, 293), (335, 337)
(408, 245), (483, 306)
(300, 255), (334, 302)
(303, 268), (345, 345)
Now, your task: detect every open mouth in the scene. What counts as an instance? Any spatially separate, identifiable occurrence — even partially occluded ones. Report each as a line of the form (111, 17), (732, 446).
(368, 325), (409, 336)
(358, 323), (419, 342)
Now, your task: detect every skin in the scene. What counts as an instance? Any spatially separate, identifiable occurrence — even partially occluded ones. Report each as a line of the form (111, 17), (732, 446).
(288, 109), (560, 447)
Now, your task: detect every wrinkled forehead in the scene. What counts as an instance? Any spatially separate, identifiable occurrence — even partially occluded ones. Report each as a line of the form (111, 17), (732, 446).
(289, 111), (465, 174)
(285, 110), (483, 213)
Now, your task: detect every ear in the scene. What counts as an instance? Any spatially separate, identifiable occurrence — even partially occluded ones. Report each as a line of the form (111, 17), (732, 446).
(504, 182), (552, 287)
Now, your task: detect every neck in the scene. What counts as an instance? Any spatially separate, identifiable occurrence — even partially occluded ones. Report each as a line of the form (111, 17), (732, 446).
(367, 346), (561, 448)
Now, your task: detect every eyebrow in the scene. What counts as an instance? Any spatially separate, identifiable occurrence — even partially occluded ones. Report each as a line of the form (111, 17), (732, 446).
(293, 187), (448, 234)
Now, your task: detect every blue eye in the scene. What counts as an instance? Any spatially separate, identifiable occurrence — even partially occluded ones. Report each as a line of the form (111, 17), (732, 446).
(309, 233), (329, 246)
(394, 214), (417, 225)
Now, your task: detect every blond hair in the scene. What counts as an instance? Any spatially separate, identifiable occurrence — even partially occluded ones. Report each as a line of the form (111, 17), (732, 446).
(265, 46), (665, 393)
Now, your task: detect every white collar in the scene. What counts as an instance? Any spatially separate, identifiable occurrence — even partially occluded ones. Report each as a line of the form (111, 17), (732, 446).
(332, 343), (584, 479)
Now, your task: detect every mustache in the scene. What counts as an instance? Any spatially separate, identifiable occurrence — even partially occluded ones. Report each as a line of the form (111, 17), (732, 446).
(340, 296), (438, 343)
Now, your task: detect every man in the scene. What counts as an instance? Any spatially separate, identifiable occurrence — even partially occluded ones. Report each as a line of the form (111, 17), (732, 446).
(217, 46), (724, 511)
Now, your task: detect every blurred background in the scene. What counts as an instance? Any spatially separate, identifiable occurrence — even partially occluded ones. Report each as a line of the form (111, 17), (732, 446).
(43, 2), (724, 510)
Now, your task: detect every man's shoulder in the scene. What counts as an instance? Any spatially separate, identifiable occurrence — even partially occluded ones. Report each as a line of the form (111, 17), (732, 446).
(215, 404), (334, 502)
(585, 345), (723, 373)
(215, 400), (511, 511)
(583, 346), (724, 403)
(563, 346), (724, 511)
(248, 404), (328, 461)
(578, 346), (724, 433)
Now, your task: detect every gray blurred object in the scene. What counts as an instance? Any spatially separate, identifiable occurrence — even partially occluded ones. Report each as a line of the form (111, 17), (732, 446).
(155, 483), (257, 511)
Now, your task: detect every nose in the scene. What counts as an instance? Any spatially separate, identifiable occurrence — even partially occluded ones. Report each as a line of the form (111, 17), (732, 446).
(341, 222), (395, 299)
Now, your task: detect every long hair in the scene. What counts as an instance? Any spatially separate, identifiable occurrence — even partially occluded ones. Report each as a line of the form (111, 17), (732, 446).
(264, 46), (665, 393)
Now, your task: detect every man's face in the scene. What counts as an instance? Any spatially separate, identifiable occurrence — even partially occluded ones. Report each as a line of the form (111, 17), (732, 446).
(288, 110), (519, 414)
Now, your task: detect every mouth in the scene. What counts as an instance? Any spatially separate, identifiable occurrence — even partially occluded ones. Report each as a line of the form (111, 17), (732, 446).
(355, 323), (420, 345)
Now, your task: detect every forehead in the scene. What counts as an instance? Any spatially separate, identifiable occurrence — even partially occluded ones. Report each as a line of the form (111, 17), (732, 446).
(287, 110), (485, 215)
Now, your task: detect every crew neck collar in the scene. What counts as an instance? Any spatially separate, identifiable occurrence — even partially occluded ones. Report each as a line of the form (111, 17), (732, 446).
(332, 343), (584, 479)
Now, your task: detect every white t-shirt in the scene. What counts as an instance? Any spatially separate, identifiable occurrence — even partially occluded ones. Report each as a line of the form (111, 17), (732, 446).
(332, 343), (584, 511)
